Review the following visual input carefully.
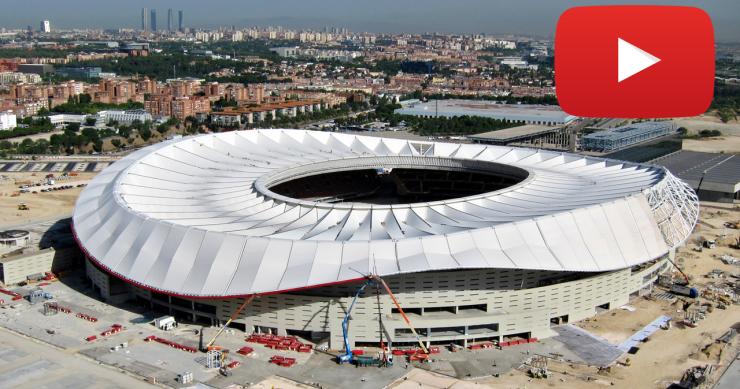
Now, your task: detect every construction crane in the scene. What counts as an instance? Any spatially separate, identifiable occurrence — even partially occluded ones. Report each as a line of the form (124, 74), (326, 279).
(338, 274), (428, 365)
(202, 295), (255, 352)
(372, 275), (429, 356)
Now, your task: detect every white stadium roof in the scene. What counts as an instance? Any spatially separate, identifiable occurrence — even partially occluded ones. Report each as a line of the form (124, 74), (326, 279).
(72, 129), (698, 298)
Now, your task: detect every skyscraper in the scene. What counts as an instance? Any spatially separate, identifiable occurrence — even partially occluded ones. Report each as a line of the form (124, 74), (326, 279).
(150, 9), (157, 32)
(178, 10), (184, 32)
(141, 8), (149, 31)
(39, 20), (51, 33)
(167, 9), (173, 32)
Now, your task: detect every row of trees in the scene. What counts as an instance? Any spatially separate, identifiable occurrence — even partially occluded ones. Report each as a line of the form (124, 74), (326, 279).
(367, 96), (516, 136)
(401, 90), (558, 106)
(1, 126), (106, 156)
(52, 94), (144, 114)
(0, 116), (194, 157)
(0, 117), (54, 140)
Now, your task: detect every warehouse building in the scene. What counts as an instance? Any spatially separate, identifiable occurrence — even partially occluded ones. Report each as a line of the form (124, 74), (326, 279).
(582, 121), (677, 152)
(394, 100), (576, 125)
(654, 150), (740, 202)
(467, 124), (572, 149)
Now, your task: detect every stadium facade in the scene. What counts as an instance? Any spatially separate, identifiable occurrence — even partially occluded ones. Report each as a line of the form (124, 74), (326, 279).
(73, 129), (698, 348)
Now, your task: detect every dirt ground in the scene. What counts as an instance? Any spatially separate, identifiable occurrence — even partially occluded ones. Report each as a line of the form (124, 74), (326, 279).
(0, 171), (96, 227)
(673, 114), (740, 136)
(681, 136), (740, 153)
(385, 203), (740, 389)
(483, 203), (740, 389)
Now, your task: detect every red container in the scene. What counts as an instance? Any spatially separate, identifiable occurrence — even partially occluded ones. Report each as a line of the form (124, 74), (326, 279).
(528, 338), (538, 343)
(86, 335), (97, 342)
(499, 341), (510, 347)
(428, 346), (440, 354)
(392, 349), (405, 356)
(352, 349), (364, 356)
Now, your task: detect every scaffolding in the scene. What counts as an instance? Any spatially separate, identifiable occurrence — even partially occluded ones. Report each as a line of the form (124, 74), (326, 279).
(582, 122), (676, 152)
(205, 350), (222, 369)
(43, 302), (59, 316)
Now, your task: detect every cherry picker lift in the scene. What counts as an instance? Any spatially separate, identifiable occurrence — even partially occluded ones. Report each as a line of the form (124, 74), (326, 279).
(337, 274), (429, 366)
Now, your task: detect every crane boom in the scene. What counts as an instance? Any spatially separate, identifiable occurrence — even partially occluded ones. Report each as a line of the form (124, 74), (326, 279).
(205, 295), (255, 351)
(372, 276), (428, 354)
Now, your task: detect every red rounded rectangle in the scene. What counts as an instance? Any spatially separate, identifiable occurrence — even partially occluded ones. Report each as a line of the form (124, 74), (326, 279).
(555, 6), (714, 118)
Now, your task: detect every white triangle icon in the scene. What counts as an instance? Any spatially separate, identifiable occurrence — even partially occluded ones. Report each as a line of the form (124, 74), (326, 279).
(618, 38), (661, 83)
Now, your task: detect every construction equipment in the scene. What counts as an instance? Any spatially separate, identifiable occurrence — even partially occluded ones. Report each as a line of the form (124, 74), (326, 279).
(337, 280), (374, 364)
(528, 355), (550, 379)
(372, 275), (429, 356)
(202, 295), (255, 352)
(671, 283), (699, 298)
(338, 274), (428, 366)
(17, 203), (29, 211)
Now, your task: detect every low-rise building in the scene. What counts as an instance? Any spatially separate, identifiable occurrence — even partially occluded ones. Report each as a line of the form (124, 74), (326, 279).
(46, 113), (86, 126)
(0, 72), (42, 85)
(55, 66), (102, 79)
(0, 111), (17, 130)
(0, 247), (81, 285)
(96, 109), (153, 125)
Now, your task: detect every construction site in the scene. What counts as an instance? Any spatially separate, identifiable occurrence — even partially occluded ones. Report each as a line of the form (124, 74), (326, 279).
(0, 202), (736, 388)
(0, 131), (737, 389)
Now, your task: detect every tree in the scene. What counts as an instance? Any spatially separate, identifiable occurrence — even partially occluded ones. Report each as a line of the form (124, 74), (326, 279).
(85, 117), (97, 126)
(111, 139), (122, 149)
(139, 128), (152, 141)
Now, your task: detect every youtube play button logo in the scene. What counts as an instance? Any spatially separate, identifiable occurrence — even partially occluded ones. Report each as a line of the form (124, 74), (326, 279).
(555, 6), (715, 118)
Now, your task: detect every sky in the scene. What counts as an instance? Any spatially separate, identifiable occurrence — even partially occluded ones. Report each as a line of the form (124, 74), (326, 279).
(2, 0), (739, 42)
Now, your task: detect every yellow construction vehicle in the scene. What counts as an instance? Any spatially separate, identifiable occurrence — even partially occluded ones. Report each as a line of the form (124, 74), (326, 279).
(17, 203), (29, 211)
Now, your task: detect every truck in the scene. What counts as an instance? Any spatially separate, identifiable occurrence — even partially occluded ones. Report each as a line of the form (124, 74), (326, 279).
(670, 283), (699, 298)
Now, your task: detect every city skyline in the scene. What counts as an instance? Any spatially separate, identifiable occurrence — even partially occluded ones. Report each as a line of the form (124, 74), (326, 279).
(2, 0), (739, 42)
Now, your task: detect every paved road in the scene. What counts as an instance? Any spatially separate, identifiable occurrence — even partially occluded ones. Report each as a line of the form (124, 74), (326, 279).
(0, 328), (156, 389)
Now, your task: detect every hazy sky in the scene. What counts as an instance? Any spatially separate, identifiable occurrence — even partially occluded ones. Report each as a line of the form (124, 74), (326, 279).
(3, 0), (739, 42)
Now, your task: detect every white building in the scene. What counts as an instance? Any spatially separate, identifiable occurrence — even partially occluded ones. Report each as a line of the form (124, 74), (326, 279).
(270, 46), (299, 58)
(500, 57), (538, 70)
(0, 72), (43, 85)
(0, 111), (17, 130)
(40, 20), (51, 33)
(96, 110), (152, 125)
(46, 113), (86, 126)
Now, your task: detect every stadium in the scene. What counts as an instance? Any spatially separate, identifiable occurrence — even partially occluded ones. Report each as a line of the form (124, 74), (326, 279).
(72, 129), (698, 349)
